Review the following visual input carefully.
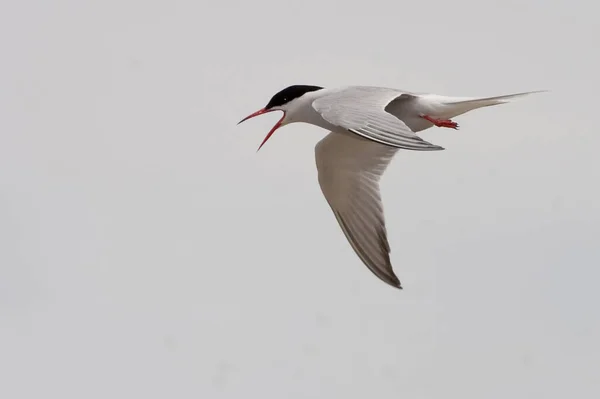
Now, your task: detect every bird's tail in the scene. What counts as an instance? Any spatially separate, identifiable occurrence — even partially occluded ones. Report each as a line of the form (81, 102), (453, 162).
(430, 90), (546, 118)
(446, 90), (545, 106)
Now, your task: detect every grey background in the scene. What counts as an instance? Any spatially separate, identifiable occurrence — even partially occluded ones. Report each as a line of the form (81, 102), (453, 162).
(1, 1), (598, 398)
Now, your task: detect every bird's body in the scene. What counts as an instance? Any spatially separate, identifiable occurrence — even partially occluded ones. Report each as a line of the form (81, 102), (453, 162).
(238, 85), (543, 289)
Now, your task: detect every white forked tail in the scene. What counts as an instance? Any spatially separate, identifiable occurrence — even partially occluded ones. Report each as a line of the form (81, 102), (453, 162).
(425, 90), (546, 119)
(446, 90), (545, 106)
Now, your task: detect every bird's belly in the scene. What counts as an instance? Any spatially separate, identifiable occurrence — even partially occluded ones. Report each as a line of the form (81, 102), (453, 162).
(399, 116), (435, 133)
(392, 98), (459, 132)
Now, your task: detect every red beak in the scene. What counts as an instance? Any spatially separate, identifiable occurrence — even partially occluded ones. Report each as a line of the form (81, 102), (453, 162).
(238, 108), (285, 151)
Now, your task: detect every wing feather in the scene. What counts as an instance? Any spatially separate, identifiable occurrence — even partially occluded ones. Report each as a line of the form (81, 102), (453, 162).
(315, 130), (403, 289)
(312, 86), (444, 151)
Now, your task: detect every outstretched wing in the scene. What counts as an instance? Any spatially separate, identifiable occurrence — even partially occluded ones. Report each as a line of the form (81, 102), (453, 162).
(315, 130), (403, 289)
(312, 86), (444, 151)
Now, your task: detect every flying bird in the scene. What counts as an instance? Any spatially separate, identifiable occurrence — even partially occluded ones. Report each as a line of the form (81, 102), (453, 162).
(238, 85), (542, 289)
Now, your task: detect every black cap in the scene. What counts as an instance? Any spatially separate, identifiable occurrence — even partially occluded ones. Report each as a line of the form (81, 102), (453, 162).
(265, 85), (324, 109)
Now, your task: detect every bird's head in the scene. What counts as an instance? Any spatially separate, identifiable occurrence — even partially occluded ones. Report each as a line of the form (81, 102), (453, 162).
(238, 85), (323, 151)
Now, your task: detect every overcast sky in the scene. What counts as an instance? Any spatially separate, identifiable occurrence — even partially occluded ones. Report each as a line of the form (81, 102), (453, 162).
(1, 1), (599, 398)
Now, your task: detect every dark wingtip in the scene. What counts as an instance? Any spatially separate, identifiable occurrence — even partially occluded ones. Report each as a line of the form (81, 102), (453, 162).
(389, 274), (403, 290)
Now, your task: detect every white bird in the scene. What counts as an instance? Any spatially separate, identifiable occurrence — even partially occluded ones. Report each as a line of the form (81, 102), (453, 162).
(238, 85), (542, 289)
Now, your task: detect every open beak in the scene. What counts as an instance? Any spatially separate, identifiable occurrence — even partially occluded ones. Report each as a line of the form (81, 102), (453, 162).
(238, 108), (285, 151)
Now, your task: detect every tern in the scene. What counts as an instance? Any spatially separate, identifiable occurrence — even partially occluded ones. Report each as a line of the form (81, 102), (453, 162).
(238, 85), (542, 289)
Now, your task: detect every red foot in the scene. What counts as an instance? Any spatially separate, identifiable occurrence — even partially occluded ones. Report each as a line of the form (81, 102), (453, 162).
(421, 115), (459, 129)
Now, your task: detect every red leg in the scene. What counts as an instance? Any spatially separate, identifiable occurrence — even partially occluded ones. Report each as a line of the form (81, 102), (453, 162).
(421, 115), (459, 129)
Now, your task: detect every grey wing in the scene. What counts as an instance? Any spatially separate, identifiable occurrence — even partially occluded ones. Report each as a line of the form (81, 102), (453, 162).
(315, 130), (402, 289)
(312, 86), (444, 151)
